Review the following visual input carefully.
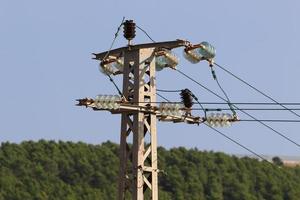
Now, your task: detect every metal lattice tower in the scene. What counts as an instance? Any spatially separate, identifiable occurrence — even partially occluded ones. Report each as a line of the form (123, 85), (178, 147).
(118, 48), (158, 199)
(92, 41), (191, 199)
(76, 19), (237, 200)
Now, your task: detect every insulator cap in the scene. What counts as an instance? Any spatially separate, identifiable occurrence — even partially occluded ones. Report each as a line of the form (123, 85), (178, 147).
(180, 89), (194, 108)
(199, 41), (216, 59)
(205, 113), (233, 127)
(99, 57), (124, 75)
(159, 103), (184, 117)
(183, 48), (202, 64)
(94, 95), (121, 110)
(123, 20), (136, 41)
(99, 62), (115, 75)
(155, 49), (179, 71)
(183, 41), (216, 64)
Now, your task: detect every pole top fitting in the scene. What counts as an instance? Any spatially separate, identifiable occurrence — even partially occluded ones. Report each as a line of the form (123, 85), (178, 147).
(123, 20), (136, 45)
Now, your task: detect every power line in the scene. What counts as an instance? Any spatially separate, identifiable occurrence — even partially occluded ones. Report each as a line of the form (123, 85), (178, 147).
(136, 25), (156, 43)
(182, 89), (207, 118)
(238, 119), (300, 123)
(210, 66), (236, 116)
(135, 24), (300, 117)
(204, 123), (270, 162)
(191, 93), (207, 118)
(175, 68), (300, 148)
(192, 102), (300, 105)
(214, 62), (300, 118)
(126, 101), (300, 106)
(125, 101), (300, 108)
(157, 89), (182, 92)
(158, 89), (268, 161)
(102, 17), (125, 61)
(157, 93), (170, 102)
(106, 74), (123, 97)
(102, 17), (125, 97)
(125, 101), (300, 112)
(159, 88), (207, 117)
(192, 108), (300, 111)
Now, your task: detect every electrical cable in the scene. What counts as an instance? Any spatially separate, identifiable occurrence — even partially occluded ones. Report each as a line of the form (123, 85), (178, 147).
(101, 17), (125, 97)
(157, 89), (182, 92)
(102, 17), (125, 61)
(204, 123), (270, 162)
(103, 20), (300, 146)
(107, 73), (123, 97)
(238, 119), (300, 123)
(145, 90), (285, 161)
(210, 66), (236, 116)
(158, 88), (207, 117)
(155, 90), (269, 161)
(136, 25), (156, 43)
(131, 22), (300, 120)
(214, 62), (300, 118)
(175, 68), (300, 148)
(187, 90), (207, 118)
(157, 93), (171, 102)
(203, 102), (300, 105)
(125, 101), (300, 107)
(192, 108), (300, 111)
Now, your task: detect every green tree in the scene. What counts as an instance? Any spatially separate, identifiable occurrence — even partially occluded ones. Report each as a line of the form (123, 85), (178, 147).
(1, 140), (300, 199)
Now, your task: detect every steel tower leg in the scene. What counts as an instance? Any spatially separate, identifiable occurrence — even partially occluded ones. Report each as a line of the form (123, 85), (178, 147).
(118, 48), (158, 200)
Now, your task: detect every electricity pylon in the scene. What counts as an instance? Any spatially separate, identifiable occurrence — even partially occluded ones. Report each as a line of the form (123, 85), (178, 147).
(92, 41), (197, 200)
(76, 20), (236, 200)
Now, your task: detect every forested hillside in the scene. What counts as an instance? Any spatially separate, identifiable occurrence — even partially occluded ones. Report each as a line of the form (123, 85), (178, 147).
(0, 140), (300, 200)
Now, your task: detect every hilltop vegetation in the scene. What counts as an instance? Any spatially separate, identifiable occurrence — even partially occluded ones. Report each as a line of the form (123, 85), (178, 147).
(0, 140), (300, 200)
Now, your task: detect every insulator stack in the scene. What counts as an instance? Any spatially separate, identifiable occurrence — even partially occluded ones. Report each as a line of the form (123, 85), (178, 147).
(123, 20), (136, 42)
(180, 89), (194, 108)
(183, 48), (202, 64)
(198, 41), (216, 60)
(99, 57), (124, 75)
(94, 95), (121, 110)
(206, 113), (233, 127)
(159, 103), (184, 117)
(114, 57), (124, 72)
(155, 49), (178, 71)
(184, 41), (216, 64)
(99, 62), (115, 75)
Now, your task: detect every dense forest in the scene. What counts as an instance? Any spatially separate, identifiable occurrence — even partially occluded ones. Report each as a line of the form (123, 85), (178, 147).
(0, 140), (300, 200)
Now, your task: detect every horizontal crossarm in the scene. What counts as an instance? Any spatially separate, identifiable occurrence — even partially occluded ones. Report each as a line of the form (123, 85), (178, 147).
(92, 39), (190, 60)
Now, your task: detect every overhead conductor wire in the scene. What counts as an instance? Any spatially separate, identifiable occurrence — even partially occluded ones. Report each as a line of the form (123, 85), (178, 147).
(204, 124), (269, 162)
(101, 17), (125, 97)
(157, 90), (268, 161)
(136, 25), (156, 43)
(210, 66), (236, 117)
(158, 88), (207, 118)
(127, 101), (300, 106)
(157, 93), (171, 102)
(135, 24), (291, 158)
(192, 107), (300, 111)
(191, 102), (300, 105)
(175, 68), (300, 148)
(214, 62), (300, 118)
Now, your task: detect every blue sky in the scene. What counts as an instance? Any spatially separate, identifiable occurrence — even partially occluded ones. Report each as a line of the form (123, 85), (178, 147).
(1, 0), (300, 157)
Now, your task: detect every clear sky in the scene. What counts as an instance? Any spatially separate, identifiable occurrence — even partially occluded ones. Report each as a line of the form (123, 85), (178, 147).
(1, 0), (300, 157)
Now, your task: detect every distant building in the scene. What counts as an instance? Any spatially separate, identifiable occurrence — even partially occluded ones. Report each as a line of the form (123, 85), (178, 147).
(283, 160), (300, 167)
(234, 154), (300, 167)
